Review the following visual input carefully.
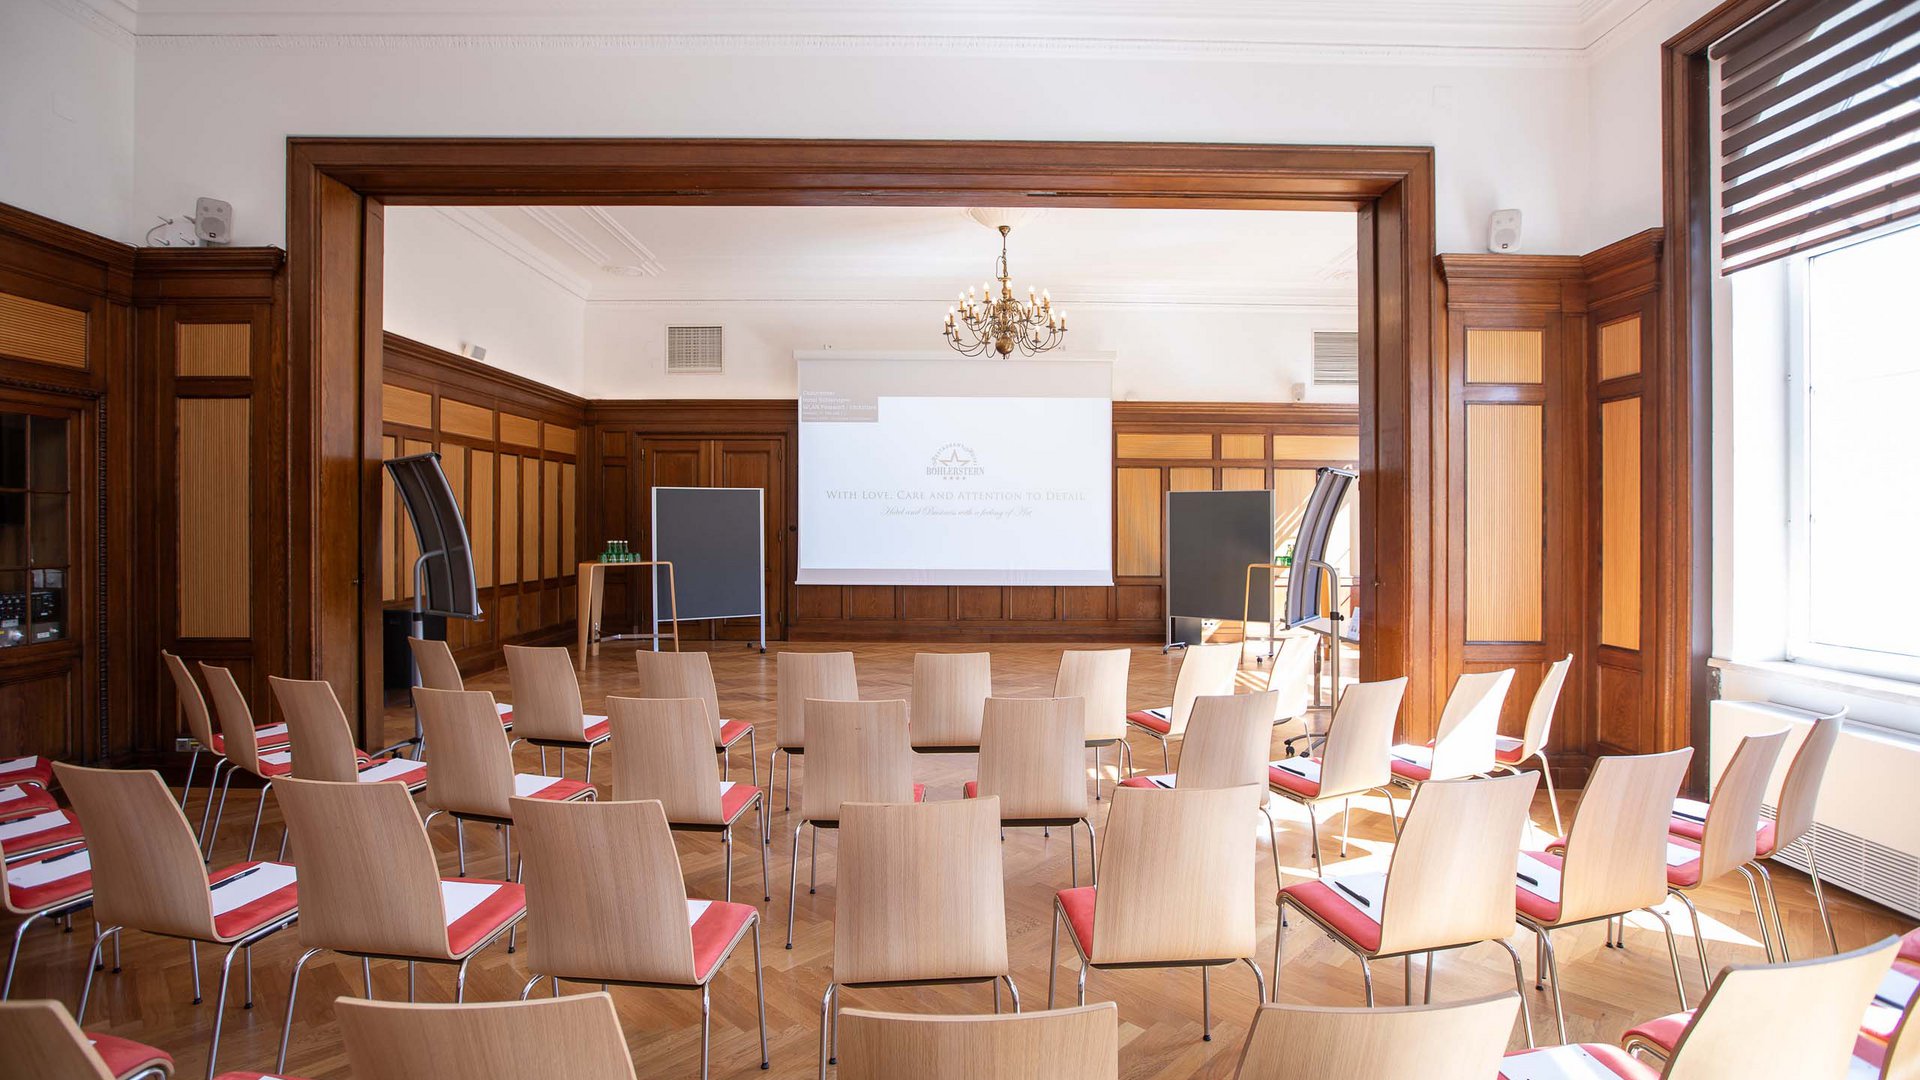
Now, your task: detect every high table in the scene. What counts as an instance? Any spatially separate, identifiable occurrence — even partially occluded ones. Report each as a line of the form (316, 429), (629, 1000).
(575, 559), (679, 662)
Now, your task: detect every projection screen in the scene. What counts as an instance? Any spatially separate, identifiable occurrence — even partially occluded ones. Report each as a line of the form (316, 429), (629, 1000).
(796, 355), (1113, 587)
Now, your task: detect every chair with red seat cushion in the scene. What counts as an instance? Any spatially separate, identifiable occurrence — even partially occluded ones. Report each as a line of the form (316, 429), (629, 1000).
(164, 652), (290, 846)
(1387, 668), (1511, 796)
(55, 763), (300, 1080)
(0, 755), (55, 790)
(407, 636), (514, 737)
(1236, 992), (1521, 1080)
(1488, 654), (1570, 837)
(272, 777), (525, 1075)
(965, 696), (1096, 888)
(1513, 748), (1694, 1044)
(271, 678), (429, 856)
(1117, 691), (1286, 892)
(1054, 648), (1133, 802)
(1124, 642), (1240, 775)
(502, 645), (612, 784)
(414, 687), (596, 880)
(1049, 784), (1268, 1045)
(1, 998), (173, 1079)
(606, 694), (770, 904)
(1275, 773), (1538, 1049)
(1266, 677), (1405, 878)
(4, 840), (94, 999)
(510, 797), (768, 1080)
(771, 650), (861, 812)
(0, 805), (84, 862)
(636, 649), (760, 786)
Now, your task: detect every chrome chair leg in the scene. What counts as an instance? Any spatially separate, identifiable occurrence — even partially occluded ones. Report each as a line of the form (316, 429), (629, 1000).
(1495, 938), (1536, 1049)
(1645, 906), (1689, 1009)
(1804, 846), (1841, 954)
(1672, 889), (1713, 989)
(276, 946), (324, 1072)
(1201, 965), (1211, 1040)
(752, 919), (770, 1069)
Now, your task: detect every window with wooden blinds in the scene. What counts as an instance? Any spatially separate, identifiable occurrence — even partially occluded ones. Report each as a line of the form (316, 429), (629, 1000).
(1714, 0), (1920, 274)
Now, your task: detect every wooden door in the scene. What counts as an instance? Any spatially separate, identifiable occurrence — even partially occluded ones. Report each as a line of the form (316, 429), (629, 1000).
(712, 438), (786, 640)
(623, 438), (705, 631)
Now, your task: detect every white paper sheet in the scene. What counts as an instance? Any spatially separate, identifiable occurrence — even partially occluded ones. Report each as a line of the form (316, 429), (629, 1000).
(1847, 1054), (1882, 1080)
(1517, 853), (1563, 903)
(495, 703), (513, 716)
(1322, 871), (1386, 924)
(1135, 774), (1176, 788)
(0, 785), (25, 804)
(719, 781), (737, 796)
(1495, 734), (1524, 754)
(1389, 744), (1433, 769)
(1144, 706), (1171, 721)
(7, 848), (89, 889)
(259, 751), (293, 766)
(0, 810), (68, 841)
(441, 881), (502, 926)
(1865, 968), (1920, 1037)
(1269, 758), (1322, 782)
(1671, 796), (1709, 822)
(356, 759), (424, 784)
(0, 757), (39, 775)
(208, 862), (297, 916)
(688, 899), (712, 924)
(1665, 842), (1700, 867)
(513, 774), (561, 797)
(254, 723), (288, 740)
(1499, 1045), (1620, 1080)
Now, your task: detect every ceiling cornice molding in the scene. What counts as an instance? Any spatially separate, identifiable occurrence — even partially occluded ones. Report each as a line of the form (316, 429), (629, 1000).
(577, 207), (666, 276)
(44, 0), (136, 46)
(431, 207), (593, 301)
(585, 288), (1358, 312)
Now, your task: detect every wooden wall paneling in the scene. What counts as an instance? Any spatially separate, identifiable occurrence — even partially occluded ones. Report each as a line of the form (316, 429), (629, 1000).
(1220, 433), (1265, 460)
(0, 292), (88, 369)
(499, 455), (519, 587)
(1600, 398), (1643, 650)
(1169, 466), (1214, 492)
(1222, 467), (1267, 491)
(1271, 434), (1361, 462)
(1597, 316), (1643, 380)
(1115, 432), (1212, 459)
(380, 435), (398, 603)
(520, 456), (540, 609)
(175, 323), (250, 377)
(1463, 403), (1544, 643)
(543, 459), (561, 581)
(500, 412), (539, 448)
(175, 398), (252, 638)
(440, 397), (493, 441)
(1464, 329), (1544, 384)
(1115, 467), (1163, 578)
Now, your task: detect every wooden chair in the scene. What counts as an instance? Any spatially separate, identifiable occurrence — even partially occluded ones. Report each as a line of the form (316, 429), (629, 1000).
(163, 650), (287, 842)
(1515, 748), (1695, 1044)
(1388, 668), (1512, 793)
(3, 838), (92, 999)
(785, 698), (922, 948)
(1264, 630), (1319, 746)
(1049, 784), (1267, 1042)
(1489, 653), (1571, 836)
(335, 992), (640, 1080)
(272, 676), (427, 792)
(964, 696), (1096, 886)
(408, 636), (513, 732)
(1857, 961), (1920, 1080)
(1121, 691), (1286, 889)
(634, 649), (758, 785)
(0, 998), (176, 1080)
(54, 763), (300, 1080)
(605, 694), (770, 903)
(1498, 936), (1901, 1080)
(510, 797), (768, 1080)
(1234, 992), (1520, 1080)
(413, 687), (596, 878)
(821, 798), (1015, 1080)
(1669, 706), (1846, 959)
(501, 645), (610, 782)
(1053, 648), (1132, 799)
(772, 650), (859, 811)
(1125, 641), (1241, 773)
(1274, 773), (1537, 1049)
(836, 1003), (1118, 1080)
(908, 651), (993, 756)
(1266, 677), (1406, 877)
(272, 777), (527, 1073)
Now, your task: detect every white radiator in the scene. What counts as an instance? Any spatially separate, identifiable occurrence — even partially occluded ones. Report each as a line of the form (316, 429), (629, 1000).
(1709, 699), (1920, 919)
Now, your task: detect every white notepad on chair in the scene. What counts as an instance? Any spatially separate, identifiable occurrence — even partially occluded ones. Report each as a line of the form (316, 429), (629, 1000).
(356, 759), (421, 784)
(1323, 871), (1386, 923)
(1269, 758), (1321, 782)
(1142, 706), (1171, 722)
(0, 757), (40, 775)
(209, 862), (297, 916)
(1500, 1045), (1620, 1080)
(0, 810), (67, 841)
(687, 899), (712, 924)
(1665, 842), (1700, 867)
(1389, 744), (1432, 768)
(7, 848), (89, 889)
(1516, 853), (1563, 902)
(0, 785), (25, 804)
(513, 774), (563, 797)
(441, 880), (503, 925)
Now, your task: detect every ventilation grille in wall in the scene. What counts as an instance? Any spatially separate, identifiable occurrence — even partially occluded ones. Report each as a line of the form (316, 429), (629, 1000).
(1762, 804), (1920, 920)
(1311, 331), (1359, 386)
(667, 326), (724, 374)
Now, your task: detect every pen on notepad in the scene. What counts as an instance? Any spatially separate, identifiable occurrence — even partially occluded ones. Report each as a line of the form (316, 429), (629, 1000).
(1672, 809), (1706, 823)
(39, 847), (86, 865)
(210, 865), (263, 892)
(1335, 881), (1371, 908)
(1516, 870), (1539, 886)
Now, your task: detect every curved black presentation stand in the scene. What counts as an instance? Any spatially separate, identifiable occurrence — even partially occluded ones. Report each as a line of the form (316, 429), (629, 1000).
(384, 452), (482, 756)
(1284, 467), (1358, 710)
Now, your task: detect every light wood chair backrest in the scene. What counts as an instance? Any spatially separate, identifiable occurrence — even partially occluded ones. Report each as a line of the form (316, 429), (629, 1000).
(1233, 993), (1520, 1080)
(201, 661), (267, 773)
(1515, 655), (1571, 759)
(273, 776), (452, 959)
(1161, 643), (1242, 738)
(776, 650), (858, 750)
(1774, 711), (1846, 852)
(415, 687), (516, 820)
(502, 645), (589, 742)
(336, 993), (639, 1080)
(163, 650), (219, 752)
(803, 699), (915, 824)
(510, 797), (698, 986)
(1557, 749), (1694, 924)
(270, 675), (362, 782)
(408, 637), (466, 692)
(1317, 677), (1407, 799)
(605, 695), (725, 823)
(1663, 937), (1901, 1080)
(1090, 784), (1262, 964)
(910, 652), (993, 749)
(1264, 631), (1317, 728)
(837, 1003), (1119, 1080)
(632, 651), (724, 742)
(1177, 691), (1281, 789)
(975, 697), (1088, 821)
(1426, 668), (1512, 781)
(52, 762), (216, 940)
(1376, 772), (1537, 956)
(834, 798), (1008, 985)
(0, 1000), (119, 1080)
(1698, 727), (1792, 883)
(1054, 648), (1131, 743)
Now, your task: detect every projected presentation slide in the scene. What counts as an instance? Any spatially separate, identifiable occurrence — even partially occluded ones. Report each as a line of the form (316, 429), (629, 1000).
(796, 356), (1114, 586)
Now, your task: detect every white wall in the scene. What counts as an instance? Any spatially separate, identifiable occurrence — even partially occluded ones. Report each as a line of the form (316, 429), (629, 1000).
(383, 208), (588, 393)
(0, 1), (133, 242)
(1583, 0), (1713, 249)
(579, 300), (1358, 401)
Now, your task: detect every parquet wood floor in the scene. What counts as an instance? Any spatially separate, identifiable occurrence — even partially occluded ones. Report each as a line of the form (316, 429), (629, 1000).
(11, 641), (1910, 1079)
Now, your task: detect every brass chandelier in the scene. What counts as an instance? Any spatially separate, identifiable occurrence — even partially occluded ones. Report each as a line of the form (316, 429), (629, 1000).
(943, 225), (1067, 357)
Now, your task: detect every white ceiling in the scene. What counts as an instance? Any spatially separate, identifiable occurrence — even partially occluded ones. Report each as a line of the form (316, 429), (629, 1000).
(76, 0), (1655, 54)
(408, 204), (1360, 308)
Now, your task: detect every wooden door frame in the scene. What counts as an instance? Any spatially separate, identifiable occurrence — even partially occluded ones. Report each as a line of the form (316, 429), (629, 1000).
(287, 138), (1440, 746)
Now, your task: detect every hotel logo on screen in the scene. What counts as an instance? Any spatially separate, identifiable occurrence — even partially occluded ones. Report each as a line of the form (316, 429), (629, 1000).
(926, 443), (985, 479)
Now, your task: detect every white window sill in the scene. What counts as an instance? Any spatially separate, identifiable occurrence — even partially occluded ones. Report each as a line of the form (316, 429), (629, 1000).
(1709, 656), (1920, 710)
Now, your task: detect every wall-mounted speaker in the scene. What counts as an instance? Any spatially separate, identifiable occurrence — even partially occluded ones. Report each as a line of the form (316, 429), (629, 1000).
(1488, 209), (1522, 253)
(193, 197), (233, 245)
